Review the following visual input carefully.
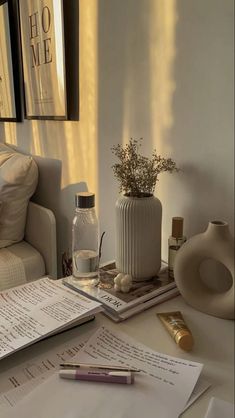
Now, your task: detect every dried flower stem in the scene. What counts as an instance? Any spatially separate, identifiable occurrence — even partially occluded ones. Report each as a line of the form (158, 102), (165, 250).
(111, 139), (179, 197)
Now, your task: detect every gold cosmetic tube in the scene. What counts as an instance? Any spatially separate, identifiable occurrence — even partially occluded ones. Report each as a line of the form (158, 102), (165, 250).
(157, 311), (194, 351)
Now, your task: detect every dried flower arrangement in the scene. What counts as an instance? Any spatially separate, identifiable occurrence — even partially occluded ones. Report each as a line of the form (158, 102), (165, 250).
(111, 139), (179, 197)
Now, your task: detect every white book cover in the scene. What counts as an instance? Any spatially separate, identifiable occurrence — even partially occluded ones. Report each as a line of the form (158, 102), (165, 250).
(102, 287), (180, 322)
(63, 262), (177, 314)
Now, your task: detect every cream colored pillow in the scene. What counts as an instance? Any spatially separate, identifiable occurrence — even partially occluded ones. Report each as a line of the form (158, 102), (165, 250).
(0, 145), (38, 248)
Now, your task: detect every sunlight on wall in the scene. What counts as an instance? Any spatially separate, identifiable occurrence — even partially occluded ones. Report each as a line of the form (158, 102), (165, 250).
(53, 0), (66, 107)
(3, 123), (16, 144)
(150, 0), (176, 152)
(77, 0), (98, 204)
(31, 121), (43, 155)
(120, 0), (177, 149)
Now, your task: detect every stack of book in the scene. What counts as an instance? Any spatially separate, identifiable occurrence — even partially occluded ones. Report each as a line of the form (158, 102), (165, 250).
(63, 262), (179, 322)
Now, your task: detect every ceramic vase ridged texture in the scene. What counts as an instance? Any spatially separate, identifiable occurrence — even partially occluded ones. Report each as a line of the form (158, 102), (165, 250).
(115, 195), (162, 281)
(174, 221), (234, 319)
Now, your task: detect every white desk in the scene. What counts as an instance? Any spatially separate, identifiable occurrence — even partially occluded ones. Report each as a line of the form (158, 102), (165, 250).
(0, 295), (234, 417)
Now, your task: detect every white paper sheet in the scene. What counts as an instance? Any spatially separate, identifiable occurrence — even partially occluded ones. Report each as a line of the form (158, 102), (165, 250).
(181, 377), (211, 413)
(1, 325), (205, 418)
(78, 325), (204, 416)
(0, 278), (101, 360)
(0, 332), (90, 408)
(204, 397), (234, 418)
(0, 326), (210, 413)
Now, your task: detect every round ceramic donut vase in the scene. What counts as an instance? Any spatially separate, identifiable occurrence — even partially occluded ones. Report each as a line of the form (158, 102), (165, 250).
(174, 221), (234, 319)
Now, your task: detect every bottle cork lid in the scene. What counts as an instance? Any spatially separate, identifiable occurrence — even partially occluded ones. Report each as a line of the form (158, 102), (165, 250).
(175, 330), (194, 351)
(172, 217), (184, 238)
(75, 192), (95, 208)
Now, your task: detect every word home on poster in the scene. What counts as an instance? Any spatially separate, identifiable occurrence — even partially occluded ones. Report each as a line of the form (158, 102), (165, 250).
(19, 0), (67, 119)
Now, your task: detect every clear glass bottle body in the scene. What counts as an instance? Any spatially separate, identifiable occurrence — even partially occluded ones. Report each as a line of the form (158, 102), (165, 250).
(168, 236), (186, 279)
(72, 207), (99, 286)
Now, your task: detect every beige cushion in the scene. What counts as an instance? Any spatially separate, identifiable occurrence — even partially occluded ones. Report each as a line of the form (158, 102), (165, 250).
(0, 144), (38, 248)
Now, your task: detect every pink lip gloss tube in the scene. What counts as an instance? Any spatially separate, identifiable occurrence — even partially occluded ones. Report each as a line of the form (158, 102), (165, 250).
(59, 369), (134, 384)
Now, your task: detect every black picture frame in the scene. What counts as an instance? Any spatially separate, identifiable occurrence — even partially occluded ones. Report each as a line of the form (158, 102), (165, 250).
(19, 0), (68, 120)
(0, 0), (22, 122)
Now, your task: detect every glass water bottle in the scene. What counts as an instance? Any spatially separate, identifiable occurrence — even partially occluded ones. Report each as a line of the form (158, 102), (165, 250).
(72, 192), (99, 286)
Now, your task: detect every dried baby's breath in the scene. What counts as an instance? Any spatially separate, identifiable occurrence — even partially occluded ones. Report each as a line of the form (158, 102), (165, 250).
(111, 139), (179, 197)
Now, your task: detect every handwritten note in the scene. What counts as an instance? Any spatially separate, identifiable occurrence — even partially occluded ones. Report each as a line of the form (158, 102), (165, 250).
(0, 326), (206, 418)
(77, 325), (203, 417)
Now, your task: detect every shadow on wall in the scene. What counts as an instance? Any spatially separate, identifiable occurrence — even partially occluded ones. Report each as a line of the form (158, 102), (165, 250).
(31, 154), (88, 276)
(59, 182), (88, 274)
(32, 155), (62, 211)
(31, 155), (62, 275)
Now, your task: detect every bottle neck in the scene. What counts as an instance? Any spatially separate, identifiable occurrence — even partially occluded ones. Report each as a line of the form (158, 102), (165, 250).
(75, 207), (95, 213)
(169, 236), (186, 243)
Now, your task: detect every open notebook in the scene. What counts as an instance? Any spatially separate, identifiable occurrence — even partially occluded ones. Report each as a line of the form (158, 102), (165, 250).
(0, 277), (102, 361)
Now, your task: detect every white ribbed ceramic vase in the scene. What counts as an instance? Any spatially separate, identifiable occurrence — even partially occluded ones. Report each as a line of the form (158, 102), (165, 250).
(115, 195), (162, 281)
(174, 221), (234, 319)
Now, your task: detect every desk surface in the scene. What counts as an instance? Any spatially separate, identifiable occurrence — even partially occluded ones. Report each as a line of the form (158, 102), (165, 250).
(0, 295), (234, 417)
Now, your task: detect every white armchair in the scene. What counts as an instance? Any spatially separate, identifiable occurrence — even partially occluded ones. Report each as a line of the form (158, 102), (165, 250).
(0, 143), (57, 291)
(25, 201), (57, 278)
(0, 201), (57, 292)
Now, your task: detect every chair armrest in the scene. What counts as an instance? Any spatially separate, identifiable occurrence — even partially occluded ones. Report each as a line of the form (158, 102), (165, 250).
(25, 201), (57, 278)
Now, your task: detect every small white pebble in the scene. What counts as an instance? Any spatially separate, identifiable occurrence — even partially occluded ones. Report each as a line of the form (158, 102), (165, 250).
(114, 273), (124, 285)
(121, 285), (131, 293)
(114, 273), (133, 293)
(121, 275), (132, 286)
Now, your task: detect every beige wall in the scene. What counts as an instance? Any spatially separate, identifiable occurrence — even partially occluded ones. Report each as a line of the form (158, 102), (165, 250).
(1, 0), (234, 275)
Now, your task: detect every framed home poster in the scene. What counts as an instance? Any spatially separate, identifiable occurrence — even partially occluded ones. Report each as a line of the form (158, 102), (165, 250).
(19, 0), (67, 119)
(0, 0), (21, 121)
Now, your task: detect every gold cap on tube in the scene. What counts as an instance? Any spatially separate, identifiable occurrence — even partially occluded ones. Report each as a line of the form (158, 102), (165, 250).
(175, 330), (194, 351)
(172, 217), (184, 239)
